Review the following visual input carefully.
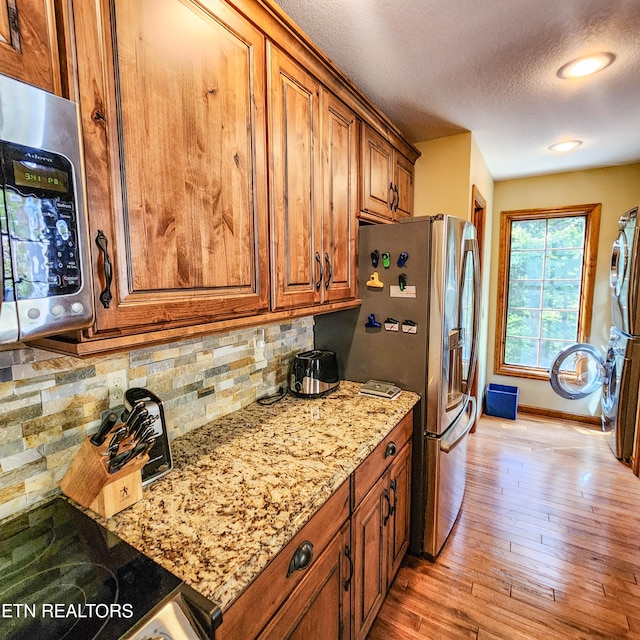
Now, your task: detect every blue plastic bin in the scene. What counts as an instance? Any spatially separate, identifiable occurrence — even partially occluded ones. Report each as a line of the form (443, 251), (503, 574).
(485, 383), (519, 420)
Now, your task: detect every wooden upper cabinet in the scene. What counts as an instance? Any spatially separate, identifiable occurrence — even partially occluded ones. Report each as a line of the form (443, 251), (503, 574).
(71, 0), (270, 333)
(268, 43), (322, 311)
(269, 45), (358, 311)
(0, 0), (62, 93)
(394, 152), (415, 221)
(321, 91), (358, 304)
(361, 125), (394, 222)
(360, 123), (414, 223)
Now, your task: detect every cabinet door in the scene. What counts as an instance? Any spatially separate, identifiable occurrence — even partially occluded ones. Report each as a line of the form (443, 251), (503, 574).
(268, 43), (323, 311)
(72, 0), (269, 333)
(394, 153), (415, 220)
(321, 91), (358, 303)
(258, 521), (351, 640)
(352, 472), (388, 640)
(0, 0), (61, 93)
(388, 442), (411, 581)
(360, 123), (393, 223)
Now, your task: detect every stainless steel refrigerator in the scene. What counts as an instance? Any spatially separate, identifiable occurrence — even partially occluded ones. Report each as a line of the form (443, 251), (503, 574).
(315, 215), (481, 558)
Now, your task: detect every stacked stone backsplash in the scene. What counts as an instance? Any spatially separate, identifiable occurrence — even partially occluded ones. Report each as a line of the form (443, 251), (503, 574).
(0, 317), (314, 520)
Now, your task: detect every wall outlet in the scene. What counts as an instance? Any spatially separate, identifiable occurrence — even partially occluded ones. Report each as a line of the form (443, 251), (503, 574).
(107, 371), (128, 407)
(254, 329), (267, 370)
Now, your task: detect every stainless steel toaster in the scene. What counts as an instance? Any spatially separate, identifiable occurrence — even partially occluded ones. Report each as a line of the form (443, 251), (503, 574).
(290, 350), (339, 398)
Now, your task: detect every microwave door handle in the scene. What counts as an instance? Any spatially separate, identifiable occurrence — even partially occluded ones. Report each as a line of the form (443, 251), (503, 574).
(440, 396), (476, 453)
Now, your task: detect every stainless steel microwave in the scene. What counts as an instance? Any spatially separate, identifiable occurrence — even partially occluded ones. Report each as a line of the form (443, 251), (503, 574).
(0, 74), (93, 344)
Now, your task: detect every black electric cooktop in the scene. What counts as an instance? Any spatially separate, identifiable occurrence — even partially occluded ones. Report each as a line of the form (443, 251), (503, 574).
(0, 498), (182, 640)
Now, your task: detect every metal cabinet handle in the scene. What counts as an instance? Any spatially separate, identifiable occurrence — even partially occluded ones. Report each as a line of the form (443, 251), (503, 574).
(388, 181), (394, 210)
(95, 230), (113, 309)
(324, 252), (333, 289)
(384, 441), (398, 458)
(393, 184), (399, 211)
(286, 540), (314, 577)
(344, 544), (353, 592)
(315, 252), (324, 291)
(389, 479), (397, 517)
(383, 489), (392, 526)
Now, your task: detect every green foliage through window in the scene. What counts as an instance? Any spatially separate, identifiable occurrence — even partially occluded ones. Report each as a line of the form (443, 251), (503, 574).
(505, 216), (586, 369)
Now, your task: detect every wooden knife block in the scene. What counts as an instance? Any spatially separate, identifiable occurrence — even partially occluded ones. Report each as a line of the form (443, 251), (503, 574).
(60, 435), (148, 518)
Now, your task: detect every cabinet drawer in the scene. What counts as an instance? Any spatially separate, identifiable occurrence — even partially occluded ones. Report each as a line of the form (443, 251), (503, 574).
(353, 410), (413, 508)
(218, 479), (350, 640)
(257, 520), (351, 640)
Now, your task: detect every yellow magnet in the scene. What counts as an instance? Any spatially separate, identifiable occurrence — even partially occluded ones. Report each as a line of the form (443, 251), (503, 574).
(366, 271), (384, 288)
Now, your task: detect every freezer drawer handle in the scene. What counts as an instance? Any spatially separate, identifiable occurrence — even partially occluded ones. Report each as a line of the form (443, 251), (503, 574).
(440, 396), (476, 454)
(286, 540), (314, 577)
(384, 441), (398, 458)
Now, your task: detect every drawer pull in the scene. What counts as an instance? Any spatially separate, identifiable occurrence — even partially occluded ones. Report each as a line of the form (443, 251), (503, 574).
(344, 544), (353, 591)
(287, 540), (314, 577)
(384, 441), (398, 458)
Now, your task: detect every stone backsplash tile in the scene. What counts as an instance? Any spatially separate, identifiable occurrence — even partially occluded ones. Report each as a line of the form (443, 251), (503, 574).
(0, 317), (314, 520)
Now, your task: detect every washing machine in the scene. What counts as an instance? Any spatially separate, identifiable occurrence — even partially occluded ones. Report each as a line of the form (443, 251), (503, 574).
(549, 326), (640, 461)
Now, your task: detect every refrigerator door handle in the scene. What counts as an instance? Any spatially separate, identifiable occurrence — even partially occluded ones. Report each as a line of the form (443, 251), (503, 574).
(462, 236), (481, 395)
(440, 396), (476, 454)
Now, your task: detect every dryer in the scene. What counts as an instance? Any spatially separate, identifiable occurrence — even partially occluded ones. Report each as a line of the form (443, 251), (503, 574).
(611, 205), (640, 336)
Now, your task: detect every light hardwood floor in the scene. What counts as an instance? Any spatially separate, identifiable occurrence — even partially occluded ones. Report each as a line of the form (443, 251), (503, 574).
(368, 412), (640, 639)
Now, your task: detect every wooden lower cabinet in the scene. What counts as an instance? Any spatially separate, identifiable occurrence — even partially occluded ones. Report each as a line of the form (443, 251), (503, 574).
(388, 442), (412, 580)
(258, 520), (352, 640)
(352, 472), (388, 638)
(352, 442), (412, 640)
(218, 410), (413, 640)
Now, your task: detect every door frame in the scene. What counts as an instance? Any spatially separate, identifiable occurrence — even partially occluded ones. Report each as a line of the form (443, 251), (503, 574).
(470, 185), (486, 431)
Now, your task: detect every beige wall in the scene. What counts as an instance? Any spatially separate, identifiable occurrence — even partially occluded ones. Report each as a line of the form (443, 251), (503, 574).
(488, 163), (640, 416)
(414, 132), (472, 218)
(413, 132), (496, 412)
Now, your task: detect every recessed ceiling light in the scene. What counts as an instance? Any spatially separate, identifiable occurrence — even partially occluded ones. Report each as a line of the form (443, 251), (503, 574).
(549, 140), (583, 153)
(557, 53), (615, 79)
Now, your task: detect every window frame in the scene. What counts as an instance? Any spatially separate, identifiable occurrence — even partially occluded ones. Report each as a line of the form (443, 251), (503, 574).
(494, 203), (601, 380)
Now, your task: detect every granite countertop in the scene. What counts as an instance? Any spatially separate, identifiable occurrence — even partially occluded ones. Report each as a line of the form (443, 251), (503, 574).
(91, 381), (419, 612)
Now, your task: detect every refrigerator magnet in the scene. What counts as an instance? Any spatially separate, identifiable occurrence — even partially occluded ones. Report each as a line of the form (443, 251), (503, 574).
(402, 320), (418, 334)
(365, 313), (382, 329)
(366, 271), (384, 288)
(397, 251), (409, 267)
(384, 318), (399, 331)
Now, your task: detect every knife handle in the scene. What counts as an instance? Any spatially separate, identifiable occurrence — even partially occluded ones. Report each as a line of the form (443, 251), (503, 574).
(90, 412), (119, 446)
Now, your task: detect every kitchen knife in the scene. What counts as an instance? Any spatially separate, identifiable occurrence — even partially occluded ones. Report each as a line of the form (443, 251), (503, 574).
(133, 414), (158, 440)
(108, 438), (154, 474)
(90, 412), (119, 446)
(125, 404), (149, 438)
(106, 426), (128, 459)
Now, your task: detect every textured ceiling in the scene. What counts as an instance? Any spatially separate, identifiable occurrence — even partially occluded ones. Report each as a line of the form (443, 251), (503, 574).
(274, 0), (640, 180)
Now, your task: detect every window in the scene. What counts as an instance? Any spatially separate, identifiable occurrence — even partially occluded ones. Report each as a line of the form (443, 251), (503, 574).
(495, 204), (601, 379)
